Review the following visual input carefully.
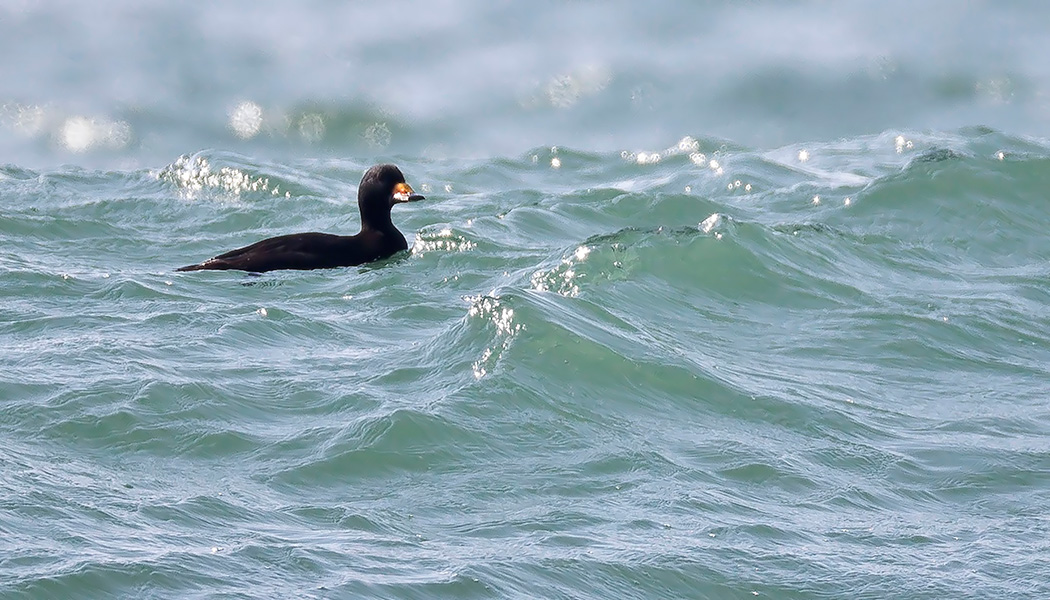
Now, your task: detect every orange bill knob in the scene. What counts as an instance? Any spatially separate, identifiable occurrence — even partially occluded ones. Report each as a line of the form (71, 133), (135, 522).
(392, 182), (425, 203)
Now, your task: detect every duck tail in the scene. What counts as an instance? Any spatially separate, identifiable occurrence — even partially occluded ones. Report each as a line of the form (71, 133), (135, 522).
(176, 263), (208, 272)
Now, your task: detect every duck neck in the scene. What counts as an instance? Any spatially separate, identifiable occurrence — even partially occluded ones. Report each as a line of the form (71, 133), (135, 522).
(358, 201), (394, 232)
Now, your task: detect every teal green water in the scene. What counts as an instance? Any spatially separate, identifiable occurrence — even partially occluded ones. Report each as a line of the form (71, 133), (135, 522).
(3, 3), (1050, 599)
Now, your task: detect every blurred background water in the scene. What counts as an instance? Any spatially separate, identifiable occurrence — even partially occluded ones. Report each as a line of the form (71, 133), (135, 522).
(2, 1), (1050, 598)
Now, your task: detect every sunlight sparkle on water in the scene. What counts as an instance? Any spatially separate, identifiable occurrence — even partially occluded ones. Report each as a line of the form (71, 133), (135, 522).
(531, 245), (594, 298)
(699, 213), (722, 234)
(541, 65), (611, 108)
(62, 117), (95, 152)
(467, 294), (523, 379)
(678, 136), (700, 152)
(298, 114), (325, 142)
(635, 152), (660, 165)
(364, 122), (391, 148)
(412, 226), (477, 256)
(2, 103), (47, 137)
(623, 137), (702, 166)
(60, 116), (132, 153)
(230, 101), (263, 139)
(157, 155), (281, 199)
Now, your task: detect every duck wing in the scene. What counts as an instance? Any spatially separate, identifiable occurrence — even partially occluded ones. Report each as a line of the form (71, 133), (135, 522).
(177, 232), (351, 272)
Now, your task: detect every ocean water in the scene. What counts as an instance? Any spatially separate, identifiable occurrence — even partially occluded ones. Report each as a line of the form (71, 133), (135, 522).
(3, 2), (1050, 598)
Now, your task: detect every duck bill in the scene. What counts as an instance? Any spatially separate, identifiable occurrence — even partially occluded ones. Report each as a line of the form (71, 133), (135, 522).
(393, 182), (425, 203)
